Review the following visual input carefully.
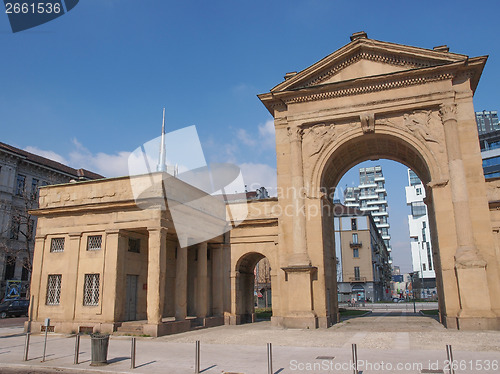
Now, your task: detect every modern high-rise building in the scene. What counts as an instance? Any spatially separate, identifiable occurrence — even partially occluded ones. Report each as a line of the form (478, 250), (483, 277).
(476, 110), (500, 179)
(405, 169), (437, 299)
(476, 110), (499, 135)
(344, 166), (391, 253)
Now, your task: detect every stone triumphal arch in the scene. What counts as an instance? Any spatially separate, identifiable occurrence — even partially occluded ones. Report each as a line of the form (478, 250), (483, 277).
(255, 32), (500, 330)
(29, 33), (500, 336)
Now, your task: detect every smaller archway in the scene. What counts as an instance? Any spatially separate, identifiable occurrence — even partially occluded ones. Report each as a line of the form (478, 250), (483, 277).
(235, 252), (269, 324)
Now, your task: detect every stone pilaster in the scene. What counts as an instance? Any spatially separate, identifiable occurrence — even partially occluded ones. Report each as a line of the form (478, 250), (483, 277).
(439, 104), (484, 266)
(66, 232), (82, 322)
(440, 103), (495, 328)
(175, 245), (188, 320)
(287, 126), (311, 266)
(197, 242), (208, 319)
(146, 228), (167, 325)
(211, 244), (224, 316)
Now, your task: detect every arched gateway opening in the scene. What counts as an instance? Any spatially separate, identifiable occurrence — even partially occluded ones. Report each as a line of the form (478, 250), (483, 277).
(256, 33), (500, 330)
(234, 252), (272, 324)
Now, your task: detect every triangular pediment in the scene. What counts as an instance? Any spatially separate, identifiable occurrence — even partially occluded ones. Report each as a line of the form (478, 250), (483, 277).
(271, 37), (469, 92)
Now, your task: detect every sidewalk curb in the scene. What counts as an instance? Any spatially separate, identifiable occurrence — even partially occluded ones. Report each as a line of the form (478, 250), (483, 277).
(1, 362), (133, 374)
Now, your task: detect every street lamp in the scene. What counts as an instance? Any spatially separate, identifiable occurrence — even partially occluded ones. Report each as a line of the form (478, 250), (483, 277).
(409, 272), (417, 313)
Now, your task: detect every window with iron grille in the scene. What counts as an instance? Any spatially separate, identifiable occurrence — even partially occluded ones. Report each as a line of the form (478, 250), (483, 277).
(50, 238), (65, 252)
(46, 275), (62, 305)
(87, 235), (102, 251)
(84, 274), (100, 306)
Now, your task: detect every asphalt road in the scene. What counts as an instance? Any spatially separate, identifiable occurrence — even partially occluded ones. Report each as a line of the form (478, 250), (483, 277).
(0, 316), (27, 328)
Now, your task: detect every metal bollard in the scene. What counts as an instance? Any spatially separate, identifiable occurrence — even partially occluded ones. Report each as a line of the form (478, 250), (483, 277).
(195, 340), (200, 374)
(41, 326), (49, 362)
(74, 334), (80, 364)
(352, 343), (358, 374)
(131, 337), (136, 369)
(267, 343), (273, 374)
(446, 344), (455, 374)
(23, 333), (30, 361)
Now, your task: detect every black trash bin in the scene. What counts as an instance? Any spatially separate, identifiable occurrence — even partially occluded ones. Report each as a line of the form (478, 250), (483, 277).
(90, 333), (110, 366)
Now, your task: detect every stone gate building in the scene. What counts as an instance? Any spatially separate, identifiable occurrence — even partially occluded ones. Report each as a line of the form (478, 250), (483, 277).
(28, 33), (500, 335)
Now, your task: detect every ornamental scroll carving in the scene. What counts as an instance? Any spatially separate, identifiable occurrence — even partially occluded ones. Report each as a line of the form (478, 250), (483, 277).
(287, 126), (303, 142)
(403, 110), (440, 145)
(301, 123), (336, 177)
(302, 123), (336, 157)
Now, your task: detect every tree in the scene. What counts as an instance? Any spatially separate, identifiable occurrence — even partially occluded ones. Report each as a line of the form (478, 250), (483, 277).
(0, 186), (38, 298)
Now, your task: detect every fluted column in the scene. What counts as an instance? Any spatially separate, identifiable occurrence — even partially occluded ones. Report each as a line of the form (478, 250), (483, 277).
(197, 241), (208, 319)
(439, 104), (484, 266)
(287, 126), (311, 266)
(146, 228), (167, 325)
(175, 246), (188, 320)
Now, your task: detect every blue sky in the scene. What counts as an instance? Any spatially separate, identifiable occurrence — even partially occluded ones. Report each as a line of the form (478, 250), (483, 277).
(2, 0), (499, 272)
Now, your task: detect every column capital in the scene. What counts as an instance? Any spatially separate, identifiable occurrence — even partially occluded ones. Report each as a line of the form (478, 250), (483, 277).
(439, 103), (457, 124)
(287, 126), (303, 142)
(147, 227), (168, 235)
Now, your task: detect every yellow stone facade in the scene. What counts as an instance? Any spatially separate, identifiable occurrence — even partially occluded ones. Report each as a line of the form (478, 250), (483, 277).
(28, 34), (500, 335)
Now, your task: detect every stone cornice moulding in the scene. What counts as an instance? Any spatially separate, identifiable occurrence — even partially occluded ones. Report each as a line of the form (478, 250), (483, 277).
(271, 38), (469, 92)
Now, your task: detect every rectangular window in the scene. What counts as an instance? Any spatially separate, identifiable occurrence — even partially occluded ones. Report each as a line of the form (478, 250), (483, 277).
(87, 235), (102, 251)
(416, 188), (422, 195)
(354, 266), (360, 280)
(128, 238), (140, 253)
(84, 274), (100, 306)
(352, 233), (358, 243)
(15, 175), (25, 196)
(411, 202), (426, 217)
(50, 238), (65, 252)
(46, 274), (62, 305)
(31, 178), (39, 200)
(353, 248), (359, 258)
(423, 263), (426, 271)
(10, 216), (20, 240)
(351, 218), (357, 231)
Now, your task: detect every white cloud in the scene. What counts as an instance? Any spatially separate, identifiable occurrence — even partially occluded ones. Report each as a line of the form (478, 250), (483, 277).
(236, 128), (257, 147)
(24, 146), (68, 165)
(258, 119), (275, 149)
(239, 162), (277, 196)
(67, 138), (131, 178)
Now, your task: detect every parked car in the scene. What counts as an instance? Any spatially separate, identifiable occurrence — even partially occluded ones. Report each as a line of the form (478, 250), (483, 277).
(0, 299), (29, 318)
(392, 297), (404, 303)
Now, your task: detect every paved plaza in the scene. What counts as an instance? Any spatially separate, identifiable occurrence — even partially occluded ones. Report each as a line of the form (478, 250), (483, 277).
(0, 310), (499, 373)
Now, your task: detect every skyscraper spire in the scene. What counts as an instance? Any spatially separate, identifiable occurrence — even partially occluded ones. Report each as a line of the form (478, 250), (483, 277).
(157, 107), (166, 172)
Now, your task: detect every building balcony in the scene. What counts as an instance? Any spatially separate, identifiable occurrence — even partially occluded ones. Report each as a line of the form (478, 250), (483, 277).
(349, 276), (367, 282)
(375, 188), (386, 193)
(367, 199), (387, 205)
(360, 206), (378, 211)
(350, 241), (362, 247)
(377, 223), (390, 228)
(344, 197), (356, 202)
(359, 183), (377, 189)
(359, 194), (378, 200)
(371, 211), (388, 216)
(374, 176), (385, 182)
(345, 202), (360, 207)
(382, 235), (391, 240)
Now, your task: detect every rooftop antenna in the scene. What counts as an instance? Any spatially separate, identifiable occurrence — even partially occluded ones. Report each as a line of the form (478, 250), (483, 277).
(157, 107), (166, 172)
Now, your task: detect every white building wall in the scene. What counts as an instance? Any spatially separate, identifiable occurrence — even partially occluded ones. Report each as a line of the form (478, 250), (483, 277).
(405, 170), (435, 279)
